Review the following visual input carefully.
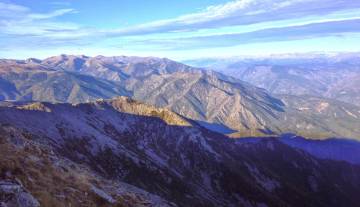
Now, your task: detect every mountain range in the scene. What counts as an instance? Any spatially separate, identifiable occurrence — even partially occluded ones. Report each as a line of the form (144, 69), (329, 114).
(185, 52), (360, 107)
(1, 54), (360, 206)
(1, 55), (360, 139)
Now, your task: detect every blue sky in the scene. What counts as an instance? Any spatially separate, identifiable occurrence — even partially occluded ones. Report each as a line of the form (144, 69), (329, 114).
(0, 0), (360, 60)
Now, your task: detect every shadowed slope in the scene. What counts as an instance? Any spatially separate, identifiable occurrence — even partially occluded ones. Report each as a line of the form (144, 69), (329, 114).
(1, 98), (360, 206)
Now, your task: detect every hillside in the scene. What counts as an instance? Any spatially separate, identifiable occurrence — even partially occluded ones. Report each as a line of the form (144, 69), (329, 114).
(1, 97), (360, 206)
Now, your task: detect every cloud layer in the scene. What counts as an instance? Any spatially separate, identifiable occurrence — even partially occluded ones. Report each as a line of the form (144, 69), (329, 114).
(0, 0), (360, 58)
(134, 18), (360, 50)
(107, 0), (360, 36)
(0, 2), (80, 39)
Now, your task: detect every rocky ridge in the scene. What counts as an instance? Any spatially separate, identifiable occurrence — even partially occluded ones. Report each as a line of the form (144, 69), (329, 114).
(0, 97), (360, 206)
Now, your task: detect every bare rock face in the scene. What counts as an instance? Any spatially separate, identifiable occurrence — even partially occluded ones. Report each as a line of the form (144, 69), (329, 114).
(99, 96), (191, 126)
(16, 103), (52, 112)
(0, 181), (40, 207)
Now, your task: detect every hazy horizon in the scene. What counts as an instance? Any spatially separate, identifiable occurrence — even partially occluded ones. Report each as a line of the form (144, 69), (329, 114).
(2, 51), (360, 63)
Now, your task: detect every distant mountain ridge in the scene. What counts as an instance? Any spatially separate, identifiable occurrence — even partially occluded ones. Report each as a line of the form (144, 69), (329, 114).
(185, 52), (360, 106)
(1, 55), (360, 139)
(0, 58), (129, 103)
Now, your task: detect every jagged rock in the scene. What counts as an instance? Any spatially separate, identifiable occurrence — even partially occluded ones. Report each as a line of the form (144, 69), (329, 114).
(0, 181), (40, 207)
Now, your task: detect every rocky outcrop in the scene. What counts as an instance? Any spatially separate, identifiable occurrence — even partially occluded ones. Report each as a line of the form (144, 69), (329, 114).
(0, 180), (40, 207)
(97, 96), (191, 126)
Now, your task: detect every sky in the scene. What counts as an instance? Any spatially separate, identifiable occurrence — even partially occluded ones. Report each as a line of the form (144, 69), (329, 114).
(0, 0), (360, 60)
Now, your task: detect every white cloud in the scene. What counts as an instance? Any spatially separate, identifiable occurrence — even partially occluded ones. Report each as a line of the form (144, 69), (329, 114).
(28, 8), (76, 20)
(0, 2), (79, 37)
(107, 0), (360, 36)
(0, 2), (29, 19)
(129, 18), (360, 50)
